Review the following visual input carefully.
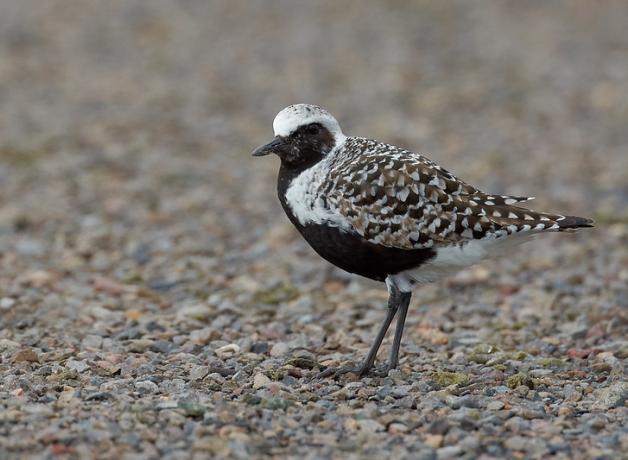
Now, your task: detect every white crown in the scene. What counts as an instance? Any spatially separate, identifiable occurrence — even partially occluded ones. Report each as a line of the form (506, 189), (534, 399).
(272, 104), (346, 145)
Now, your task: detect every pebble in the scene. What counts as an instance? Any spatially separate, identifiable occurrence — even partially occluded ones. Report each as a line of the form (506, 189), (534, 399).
(436, 445), (462, 459)
(253, 373), (271, 389)
(190, 328), (218, 345)
(591, 382), (627, 409)
(388, 422), (409, 434)
(356, 419), (384, 433)
(177, 304), (213, 321)
(251, 342), (269, 354)
(0, 297), (16, 309)
(81, 335), (103, 350)
(215, 343), (240, 359)
(135, 380), (159, 394)
(13, 349), (39, 363)
(424, 434), (444, 449)
(504, 417), (531, 433)
(504, 436), (529, 451)
(66, 359), (90, 373)
(270, 342), (289, 357)
(487, 400), (505, 411)
(127, 339), (154, 353)
(189, 365), (209, 381)
(0, 339), (21, 351)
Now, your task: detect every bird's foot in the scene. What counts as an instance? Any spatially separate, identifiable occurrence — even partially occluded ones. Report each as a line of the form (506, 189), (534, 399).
(316, 363), (391, 380)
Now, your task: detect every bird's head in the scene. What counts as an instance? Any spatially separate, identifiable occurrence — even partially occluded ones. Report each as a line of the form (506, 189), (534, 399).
(252, 104), (346, 168)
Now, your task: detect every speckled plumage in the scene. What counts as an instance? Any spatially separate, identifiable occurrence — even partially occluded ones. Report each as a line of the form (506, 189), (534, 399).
(287, 135), (578, 251)
(253, 104), (593, 377)
(259, 104), (592, 288)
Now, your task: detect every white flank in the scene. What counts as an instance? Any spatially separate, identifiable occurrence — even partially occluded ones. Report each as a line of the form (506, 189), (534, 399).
(391, 231), (540, 290)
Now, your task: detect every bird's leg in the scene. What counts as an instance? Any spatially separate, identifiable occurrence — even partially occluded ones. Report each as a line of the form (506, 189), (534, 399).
(316, 283), (405, 379)
(386, 290), (411, 371)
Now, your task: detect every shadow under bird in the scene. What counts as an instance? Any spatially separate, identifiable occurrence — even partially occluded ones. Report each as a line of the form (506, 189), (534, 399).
(252, 104), (593, 378)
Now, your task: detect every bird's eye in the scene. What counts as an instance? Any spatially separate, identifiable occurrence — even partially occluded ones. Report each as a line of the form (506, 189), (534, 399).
(306, 124), (320, 135)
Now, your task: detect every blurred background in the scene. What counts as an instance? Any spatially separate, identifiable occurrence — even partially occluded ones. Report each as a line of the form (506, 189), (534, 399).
(1, 0), (626, 305)
(0, 1), (626, 457)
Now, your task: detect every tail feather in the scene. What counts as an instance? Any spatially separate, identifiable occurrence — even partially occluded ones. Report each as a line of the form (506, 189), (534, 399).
(556, 215), (595, 230)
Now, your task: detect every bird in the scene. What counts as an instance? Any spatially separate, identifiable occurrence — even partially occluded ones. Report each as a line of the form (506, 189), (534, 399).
(252, 103), (593, 379)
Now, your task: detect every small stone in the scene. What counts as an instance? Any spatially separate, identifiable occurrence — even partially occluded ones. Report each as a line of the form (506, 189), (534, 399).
(95, 361), (121, 375)
(591, 382), (627, 409)
(155, 400), (179, 410)
(566, 348), (590, 359)
(433, 372), (469, 387)
(591, 362), (612, 373)
(125, 309), (143, 320)
(586, 416), (607, 430)
(251, 342), (269, 354)
(0, 297), (15, 309)
(159, 378), (186, 393)
(149, 340), (173, 353)
(388, 422), (409, 434)
(517, 408), (546, 420)
(11, 388), (24, 397)
(504, 435), (528, 451)
(253, 373), (271, 389)
(286, 357), (318, 370)
(506, 373), (535, 389)
(100, 379), (133, 392)
(135, 380), (159, 394)
(81, 335), (103, 350)
(557, 406), (573, 417)
(177, 304), (213, 321)
(20, 270), (55, 288)
(66, 359), (90, 373)
(270, 342), (289, 357)
(215, 343), (240, 359)
(437, 445), (461, 458)
(424, 434), (444, 448)
(0, 339), (21, 350)
(177, 401), (207, 417)
(84, 392), (112, 401)
(504, 416), (530, 433)
(487, 400), (505, 411)
(537, 357), (566, 368)
(344, 418), (359, 431)
(356, 419), (384, 433)
(190, 327), (218, 345)
(14, 348), (39, 363)
(15, 238), (45, 256)
(57, 386), (78, 404)
(93, 276), (136, 295)
(189, 365), (209, 381)
(127, 339), (154, 353)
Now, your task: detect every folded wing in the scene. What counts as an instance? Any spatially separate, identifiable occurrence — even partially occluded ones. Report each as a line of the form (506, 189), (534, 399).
(325, 144), (591, 250)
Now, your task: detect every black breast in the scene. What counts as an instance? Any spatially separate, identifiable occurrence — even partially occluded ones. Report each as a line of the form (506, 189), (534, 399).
(295, 222), (436, 281)
(276, 163), (436, 282)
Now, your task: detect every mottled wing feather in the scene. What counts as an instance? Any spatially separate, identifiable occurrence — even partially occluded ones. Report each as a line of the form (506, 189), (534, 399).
(325, 138), (569, 250)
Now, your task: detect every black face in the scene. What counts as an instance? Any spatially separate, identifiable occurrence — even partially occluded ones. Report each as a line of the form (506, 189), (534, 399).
(252, 123), (335, 168)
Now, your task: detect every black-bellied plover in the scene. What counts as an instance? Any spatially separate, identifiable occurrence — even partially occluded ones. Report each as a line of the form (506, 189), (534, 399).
(253, 104), (593, 378)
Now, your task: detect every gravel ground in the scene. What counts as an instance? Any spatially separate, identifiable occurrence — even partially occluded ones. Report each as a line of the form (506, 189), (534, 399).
(1, 1), (627, 459)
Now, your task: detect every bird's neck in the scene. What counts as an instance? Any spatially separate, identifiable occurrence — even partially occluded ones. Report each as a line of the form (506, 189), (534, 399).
(277, 161), (306, 217)
(276, 153), (324, 195)
(276, 155), (327, 232)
